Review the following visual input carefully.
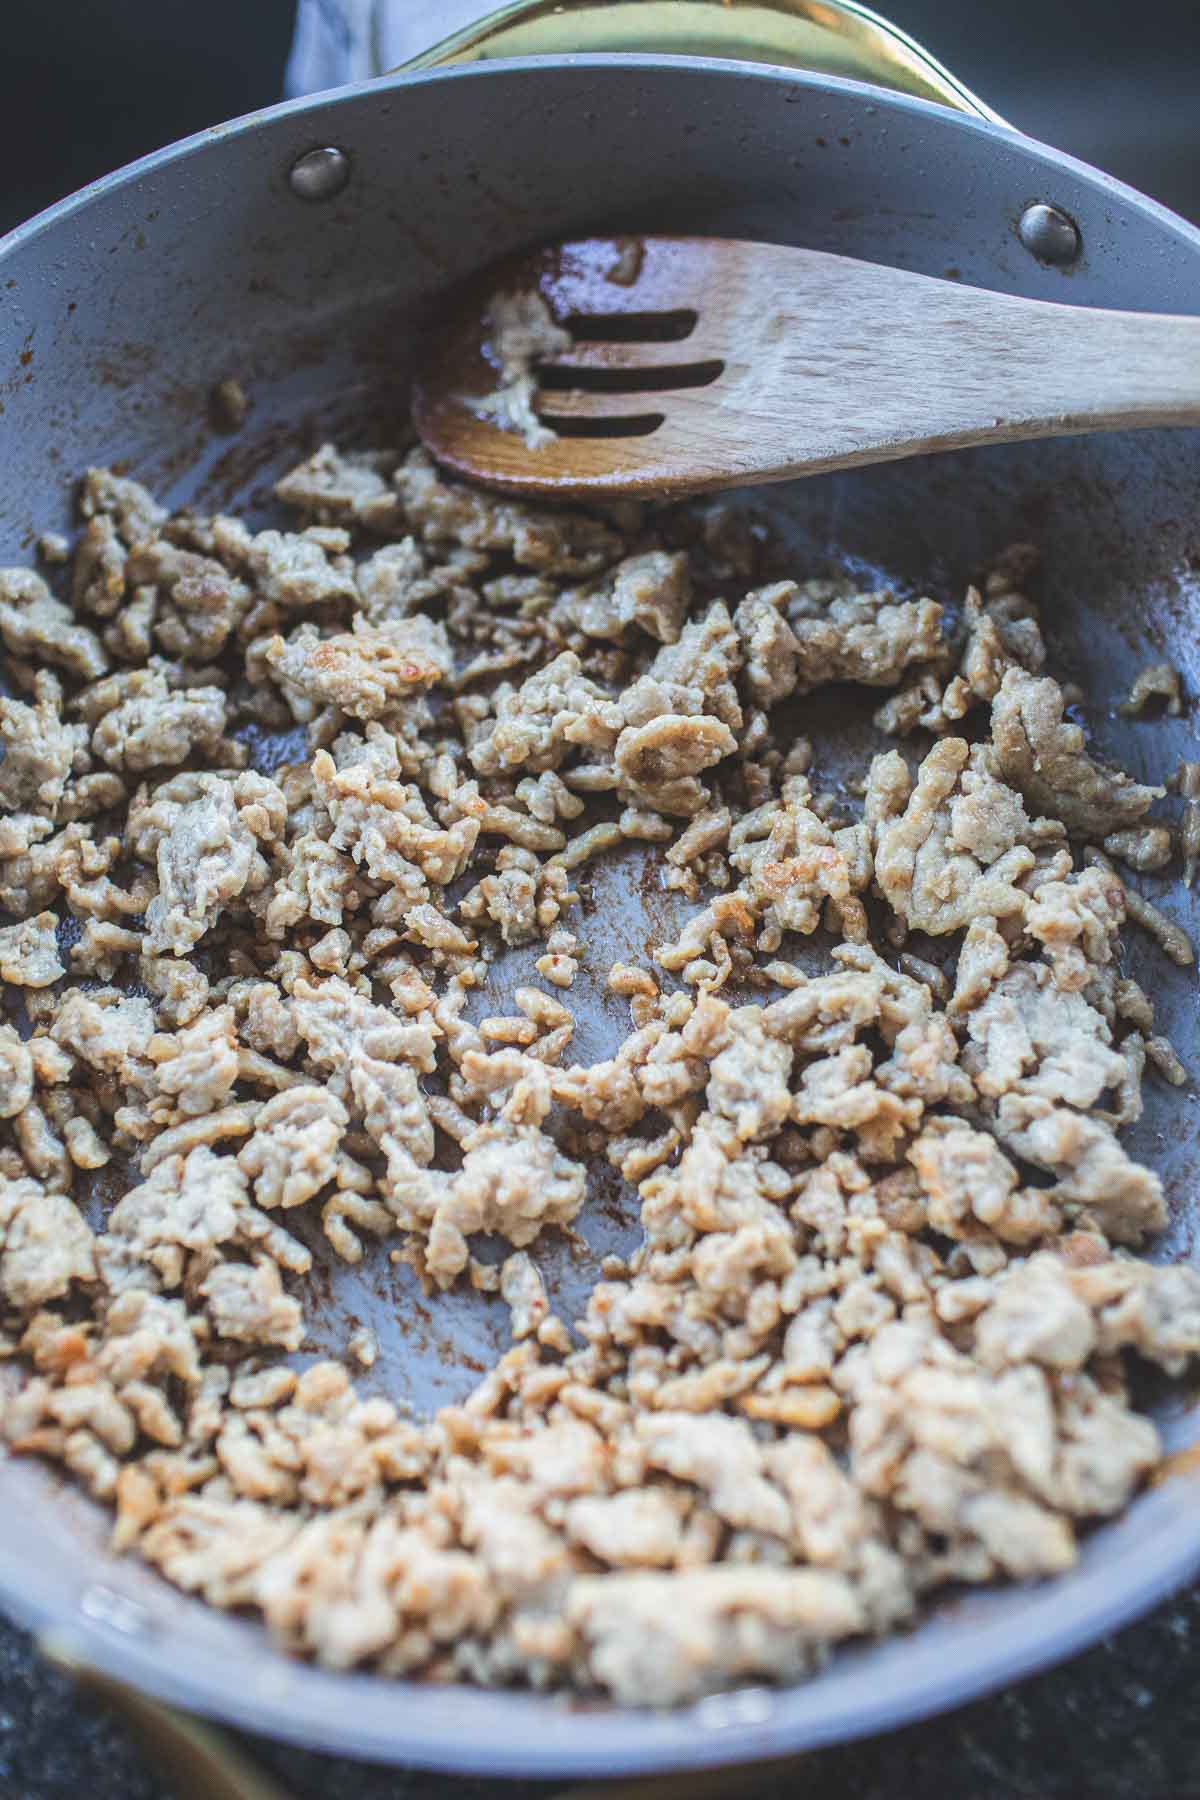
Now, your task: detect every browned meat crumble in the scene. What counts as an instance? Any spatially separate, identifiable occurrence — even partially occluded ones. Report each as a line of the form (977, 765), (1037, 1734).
(0, 442), (1197, 1708)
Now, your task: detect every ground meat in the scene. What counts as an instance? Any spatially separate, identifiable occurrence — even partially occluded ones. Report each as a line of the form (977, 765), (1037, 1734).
(615, 712), (736, 817)
(568, 1566), (864, 1707)
(1119, 662), (1183, 717)
(0, 674), (87, 815)
(784, 586), (944, 693)
(535, 925), (580, 989)
(1178, 759), (1200, 886)
(469, 651), (623, 777)
(500, 1251), (551, 1340)
(990, 668), (1164, 835)
(150, 1007), (241, 1119)
(350, 540), (438, 625)
(49, 989), (157, 1091)
(87, 667), (227, 772)
(733, 581), (802, 706)
(564, 1487), (686, 1568)
(0, 1177), (96, 1307)
(1103, 825), (1173, 872)
(0, 441), (1194, 1716)
(125, 537), (252, 661)
(622, 601), (743, 733)
(138, 780), (272, 956)
(910, 1121), (1060, 1246)
(199, 1260), (305, 1350)
(0, 567), (108, 680)
(1084, 849), (1195, 966)
(72, 515), (127, 617)
(396, 447), (622, 575)
(1072, 1257), (1200, 1374)
(727, 776), (872, 948)
(0, 1027), (34, 1121)
(290, 975), (436, 1163)
(568, 550), (691, 644)
(275, 444), (400, 529)
(313, 740), (478, 903)
(80, 467), (166, 544)
(210, 376), (249, 432)
(707, 1013), (794, 1142)
(265, 616), (452, 720)
(0, 912), (65, 987)
(460, 854), (571, 948)
(997, 1096), (1166, 1244)
(243, 526), (357, 611)
(869, 739), (1042, 934)
(237, 1086), (347, 1210)
(263, 832), (359, 939)
(874, 569), (1046, 740)
(964, 963), (1124, 1107)
(474, 289), (572, 450)
(416, 1112), (587, 1287)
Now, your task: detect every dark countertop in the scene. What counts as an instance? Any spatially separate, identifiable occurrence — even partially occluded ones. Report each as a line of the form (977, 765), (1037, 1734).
(4, 1583), (1200, 1799)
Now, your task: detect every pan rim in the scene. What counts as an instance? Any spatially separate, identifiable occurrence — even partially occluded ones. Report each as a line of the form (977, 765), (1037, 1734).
(3, 50), (1200, 1776)
(4, 52), (1200, 268)
(3, 1457), (1199, 1775)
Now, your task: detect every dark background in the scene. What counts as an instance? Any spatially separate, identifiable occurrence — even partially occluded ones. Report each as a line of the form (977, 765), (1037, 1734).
(3, 2), (1200, 1795)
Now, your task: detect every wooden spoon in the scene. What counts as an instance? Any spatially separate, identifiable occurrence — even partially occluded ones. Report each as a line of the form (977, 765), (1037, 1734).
(412, 235), (1200, 499)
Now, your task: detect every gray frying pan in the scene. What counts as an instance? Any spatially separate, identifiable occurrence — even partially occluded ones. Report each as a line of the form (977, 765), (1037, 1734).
(1, 2), (1200, 1783)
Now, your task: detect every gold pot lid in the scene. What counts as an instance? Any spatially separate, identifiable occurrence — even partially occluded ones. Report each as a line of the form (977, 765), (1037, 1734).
(401, 0), (1002, 124)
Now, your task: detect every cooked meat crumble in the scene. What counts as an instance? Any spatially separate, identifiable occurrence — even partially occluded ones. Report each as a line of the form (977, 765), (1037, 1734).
(474, 291), (572, 452)
(1, 439), (1197, 1710)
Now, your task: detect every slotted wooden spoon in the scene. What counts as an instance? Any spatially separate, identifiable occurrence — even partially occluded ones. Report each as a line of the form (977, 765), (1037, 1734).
(413, 235), (1200, 498)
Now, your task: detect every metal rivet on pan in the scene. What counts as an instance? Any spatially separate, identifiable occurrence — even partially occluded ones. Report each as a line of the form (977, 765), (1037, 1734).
(1017, 202), (1082, 266)
(288, 146), (351, 202)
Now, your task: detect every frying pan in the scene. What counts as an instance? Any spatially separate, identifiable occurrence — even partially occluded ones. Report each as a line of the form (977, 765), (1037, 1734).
(2, 1), (1200, 1782)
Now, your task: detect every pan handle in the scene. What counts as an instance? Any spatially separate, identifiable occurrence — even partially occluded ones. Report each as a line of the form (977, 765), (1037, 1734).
(41, 1640), (295, 1800)
(399, 0), (1005, 125)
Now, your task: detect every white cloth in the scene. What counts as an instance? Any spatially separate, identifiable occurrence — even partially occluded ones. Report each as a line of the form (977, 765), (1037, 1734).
(285, 0), (495, 94)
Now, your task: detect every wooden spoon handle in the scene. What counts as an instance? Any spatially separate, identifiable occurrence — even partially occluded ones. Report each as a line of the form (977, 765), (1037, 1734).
(746, 248), (1200, 484)
(929, 297), (1200, 433)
